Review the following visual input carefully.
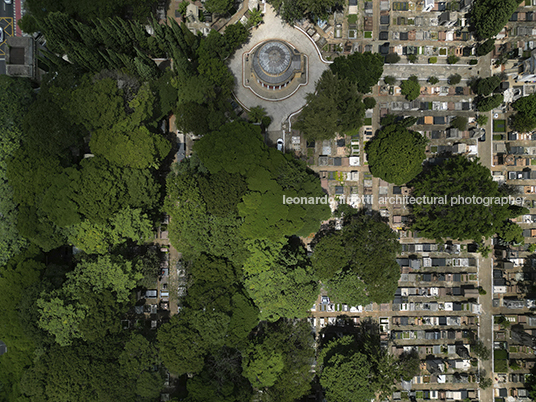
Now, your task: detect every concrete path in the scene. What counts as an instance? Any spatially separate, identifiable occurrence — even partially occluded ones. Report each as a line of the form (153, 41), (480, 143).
(228, 4), (331, 131)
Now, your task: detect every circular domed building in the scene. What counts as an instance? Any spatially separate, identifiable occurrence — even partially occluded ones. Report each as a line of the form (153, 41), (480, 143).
(244, 40), (306, 99)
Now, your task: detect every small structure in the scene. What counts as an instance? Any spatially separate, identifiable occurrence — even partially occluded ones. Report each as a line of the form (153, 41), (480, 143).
(6, 37), (38, 80)
(423, 0), (434, 12)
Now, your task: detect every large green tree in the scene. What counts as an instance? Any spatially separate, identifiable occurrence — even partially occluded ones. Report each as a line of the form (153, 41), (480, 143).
(329, 52), (384, 93)
(242, 239), (319, 321)
(365, 122), (427, 185)
(512, 93), (536, 132)
(411, 155), (527, 241)
(471, 0), (522, 39)
(312, 209), (401, 305)
(295, 71), (366, 141)
(400, 75), (420, 101)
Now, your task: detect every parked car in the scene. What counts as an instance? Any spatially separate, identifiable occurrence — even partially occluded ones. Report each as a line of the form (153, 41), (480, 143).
(277, 138), (284, 151)
(478, 129), (486, 142)
(0, 28), (4, 43)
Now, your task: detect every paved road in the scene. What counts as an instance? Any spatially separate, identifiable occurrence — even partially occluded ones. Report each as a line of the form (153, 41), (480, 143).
(0, 0), (15, 75)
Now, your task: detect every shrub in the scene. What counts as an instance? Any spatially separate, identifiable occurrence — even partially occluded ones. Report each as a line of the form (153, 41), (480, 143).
(428, 57), (437, 64)
(407, 54), (418, 63)
(385, 53), (401, 64)
(447, 55), (460, 64)
(476, 114), (489, 126)
(384, 76), (396, 85)
(469, 59), (478, 65)
(448, 74), (462, 85)
(428, 76), (439, 85)
(477, 38), (495, 56)
(363, 97), (377, 109)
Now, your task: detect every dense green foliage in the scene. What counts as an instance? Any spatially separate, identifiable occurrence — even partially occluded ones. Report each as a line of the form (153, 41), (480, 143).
(0, 76), (34, 265)
(329, 52), (384, 93)
(476, 94), (504, 112)
(512, 94), (536, 132)
(477, 38), (496, 56)
(412, 155), (527, 241)
(319, 321), (411, 401)
(385, 53), (401, 64)
(295, 71), (366, 140)
(448, 73), (461, 85)
(400, 75), (420, 101)
(471, 0), (522, 39)
(451, 116), (468, 131)
(312, 209), (401, 305)
(268, 0), (345, 24)
(365, 122), (427, 185)
(474, 76), (501, 96)
(25, 0), (157, 23)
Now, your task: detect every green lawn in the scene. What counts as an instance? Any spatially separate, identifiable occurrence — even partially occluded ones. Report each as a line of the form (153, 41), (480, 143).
(493, 119), (506, 132)
(494, 349), (508, 372)
(364, 31), (372, 38)
(364, 118), (372, 125)
(493, 134), (504, 141)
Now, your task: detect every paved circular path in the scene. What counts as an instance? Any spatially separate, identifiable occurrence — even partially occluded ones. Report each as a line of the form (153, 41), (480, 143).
(228, 4), (331, 131)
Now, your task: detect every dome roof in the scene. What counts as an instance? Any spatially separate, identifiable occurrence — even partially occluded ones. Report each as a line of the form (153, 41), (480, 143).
(252, 40), (300, 86)
(256, 41), (292, 76)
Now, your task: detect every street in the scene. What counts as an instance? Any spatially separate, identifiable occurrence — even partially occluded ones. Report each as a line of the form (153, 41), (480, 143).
(0, 0), (15, 75)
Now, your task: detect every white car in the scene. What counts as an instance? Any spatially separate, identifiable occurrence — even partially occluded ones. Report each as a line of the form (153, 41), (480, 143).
(4, 0), (10, 4)
(0, 28), (3, 43)
(277, 138), (284, 151)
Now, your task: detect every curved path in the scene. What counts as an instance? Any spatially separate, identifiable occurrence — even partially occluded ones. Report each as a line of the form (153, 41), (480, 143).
(228, 4), (331, 131)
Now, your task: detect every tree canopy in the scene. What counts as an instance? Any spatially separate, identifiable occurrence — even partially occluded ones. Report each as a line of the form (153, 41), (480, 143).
(365, 122), (427, 185)
(312, 209), (401, 305)
(268, 0), (345, 24)
(400, 75), (420, 101)
(471, 0), (522, 39)
(329, 52), (384, 93)
(411, 155), (527, 241)
(512, 94), (536, 132)
(476, 94), (504, 112)
(294, 71), (366, 141)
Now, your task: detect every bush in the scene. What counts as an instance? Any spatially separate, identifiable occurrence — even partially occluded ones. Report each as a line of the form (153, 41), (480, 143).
(448, 74), (462, 85)
(363, 97), (376, 109)
(385, 53), (401, 64)
(384, 76), (396, 85)
(428, 76), (439, 85)
(428, 57), (437, 64)
(447, 55), (460, 64)
(476, 114), (489, 126)
(469, 59), (478, 65)
(529, 244), (536, 253)
(478, 286), (487, 295)
(407, 54), (418, 63)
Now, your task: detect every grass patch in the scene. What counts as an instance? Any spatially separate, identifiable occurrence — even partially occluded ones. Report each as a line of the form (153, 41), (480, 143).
(493, 134), (504, 141)
(494, 349), (508, 373)
(439, 48), (447, 55)
(431, 146), (438, 153)
(364, 31), (372, 38)
(428, 57), (437, 64)
(532, 159), (536, 166)
(347, 14), (358, 24)
(364, 118), (372, 125)
(494, 119), (506, 132)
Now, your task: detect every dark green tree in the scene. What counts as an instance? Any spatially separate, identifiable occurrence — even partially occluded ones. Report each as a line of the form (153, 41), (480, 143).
(475, 76), (501, 96)
(312, 209), (401, 304)
(448, 73), (462, 85)
(471, 0), (522, 39)
(411, 155), (527, 241)
(400, 75), (420, 101)
(477, 38), (496, 56)
(329, 51), (384, 93)
(365, 122), (427, 185)
(476, 94), (504, 112)
(385, 53), (401, 64)
(451, 116), (468, 131)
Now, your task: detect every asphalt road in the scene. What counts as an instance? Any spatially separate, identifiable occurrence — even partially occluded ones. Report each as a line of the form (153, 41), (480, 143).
(0, 0), (15, 75)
